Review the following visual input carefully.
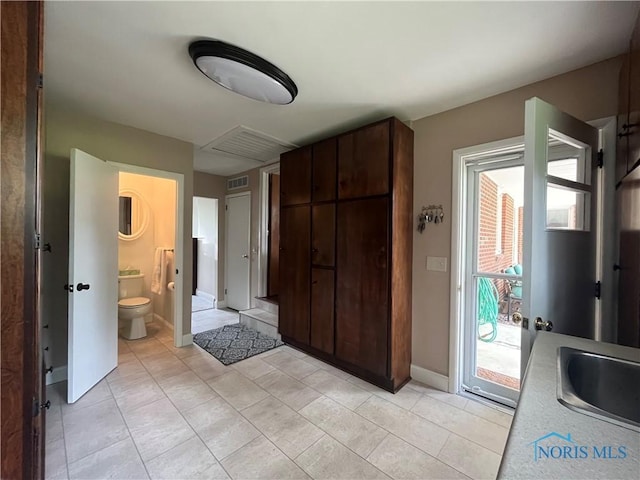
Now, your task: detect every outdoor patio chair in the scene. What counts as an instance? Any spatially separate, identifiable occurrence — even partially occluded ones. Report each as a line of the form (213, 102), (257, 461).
(504, 264), (523, 317)
(477, 277), (499, 343)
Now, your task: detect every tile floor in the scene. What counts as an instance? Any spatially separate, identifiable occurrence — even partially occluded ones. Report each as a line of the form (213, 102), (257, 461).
(191, 307), (239, 334)
(46, 321), (513, 480)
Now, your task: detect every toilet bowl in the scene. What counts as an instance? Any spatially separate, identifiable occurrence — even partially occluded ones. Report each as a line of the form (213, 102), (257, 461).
(118, 297), (152, 340)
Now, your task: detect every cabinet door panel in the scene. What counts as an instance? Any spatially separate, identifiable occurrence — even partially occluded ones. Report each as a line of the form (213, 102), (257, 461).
(312, 204), (335, 267)
(311, 269), (335, 354)
(338, 122), (390, 199)
(279, 206), (310, 344)
(336, 198), (389, 376)
(312, 138), (336, 202)
(281, 147), (311, 206)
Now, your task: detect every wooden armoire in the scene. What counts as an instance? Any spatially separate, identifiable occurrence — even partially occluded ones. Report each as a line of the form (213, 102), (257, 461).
(279, 117), (413, 392)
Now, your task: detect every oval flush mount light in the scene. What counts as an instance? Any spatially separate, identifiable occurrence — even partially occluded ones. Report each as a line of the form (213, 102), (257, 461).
(189, 40), (298, 105)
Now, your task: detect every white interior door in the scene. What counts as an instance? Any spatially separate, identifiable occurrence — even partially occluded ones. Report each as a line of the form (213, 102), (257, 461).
(68, 149), (119, 403)
(225, 193), (251, 310)
(521, 98), (599, 376)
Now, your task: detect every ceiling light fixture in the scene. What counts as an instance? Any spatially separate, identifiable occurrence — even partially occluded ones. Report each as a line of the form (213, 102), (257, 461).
(189, 40), (298, 105)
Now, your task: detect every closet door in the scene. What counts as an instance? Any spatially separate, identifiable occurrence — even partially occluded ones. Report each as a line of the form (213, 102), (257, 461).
(336, 197), (389, 376)
(312, 138), (336, 202)
(311, 268), (335, 354)
(281, 147), (311, 206)
(279, 206), (310, 344)
(338, 121), (390, 199)
(311, 204), (335, 267)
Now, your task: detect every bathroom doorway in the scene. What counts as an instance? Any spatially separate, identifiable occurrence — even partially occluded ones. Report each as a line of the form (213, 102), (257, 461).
(192, 196), (219, 312)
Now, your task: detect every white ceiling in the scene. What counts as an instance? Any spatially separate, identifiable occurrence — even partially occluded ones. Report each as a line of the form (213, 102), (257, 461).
(44, 1), (640, 176)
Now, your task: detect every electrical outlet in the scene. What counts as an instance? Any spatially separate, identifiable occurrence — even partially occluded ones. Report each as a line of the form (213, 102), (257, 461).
(426, 256), (447, 272)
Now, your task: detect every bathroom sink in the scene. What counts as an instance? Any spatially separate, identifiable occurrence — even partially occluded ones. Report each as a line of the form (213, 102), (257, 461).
(557, 347), (640, 432)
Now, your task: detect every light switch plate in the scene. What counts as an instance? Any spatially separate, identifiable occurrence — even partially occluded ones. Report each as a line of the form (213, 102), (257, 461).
(426, 256), (447, 272)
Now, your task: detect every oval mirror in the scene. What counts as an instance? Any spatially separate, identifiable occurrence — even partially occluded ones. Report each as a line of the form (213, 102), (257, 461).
(118, 189), (149, 241)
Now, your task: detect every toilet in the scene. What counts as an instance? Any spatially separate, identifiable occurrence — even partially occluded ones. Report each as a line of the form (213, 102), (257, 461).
(118, 274), (152, 340)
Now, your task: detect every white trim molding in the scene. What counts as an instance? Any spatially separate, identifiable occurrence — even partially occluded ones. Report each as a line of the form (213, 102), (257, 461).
(46, 365), (68, 385)
(181, 333), (193, 346)
(195, 289), (215, 303)
(410, 365), (449, 392)
(216, 300), (227, 309)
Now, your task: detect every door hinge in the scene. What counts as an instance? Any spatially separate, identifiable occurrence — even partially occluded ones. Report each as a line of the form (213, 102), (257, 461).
(34, 233), (41, 249)
(595, 281), (601, 299)
(37, 73), (43, 89)
(596, 149), (604, 169)
(225, 205), (228, 211)
(225, 288), (227, 294)
(32, 397), (39, 417)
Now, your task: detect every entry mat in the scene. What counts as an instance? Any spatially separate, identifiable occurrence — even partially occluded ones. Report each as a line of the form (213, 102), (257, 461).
(192, 324), (284, 366)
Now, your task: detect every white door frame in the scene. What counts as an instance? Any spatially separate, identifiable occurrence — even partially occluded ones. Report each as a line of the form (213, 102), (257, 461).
(449, 117), (616, 395)
(225, 191), (251, 309)
(258, 163), (280, 298)
(110, 162), (187, 347)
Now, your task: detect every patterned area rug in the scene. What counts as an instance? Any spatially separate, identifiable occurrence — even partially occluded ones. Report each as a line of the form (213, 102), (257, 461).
(193, 324), (283, 365)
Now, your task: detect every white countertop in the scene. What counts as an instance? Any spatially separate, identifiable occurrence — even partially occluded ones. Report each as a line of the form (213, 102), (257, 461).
(498, 332), (640, 479)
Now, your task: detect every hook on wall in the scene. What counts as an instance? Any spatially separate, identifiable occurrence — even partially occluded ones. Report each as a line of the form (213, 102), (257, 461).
(417, 204), (444, 233)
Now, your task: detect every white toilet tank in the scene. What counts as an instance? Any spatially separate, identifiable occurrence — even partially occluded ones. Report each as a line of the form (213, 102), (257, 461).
(118, 274), (145, 299)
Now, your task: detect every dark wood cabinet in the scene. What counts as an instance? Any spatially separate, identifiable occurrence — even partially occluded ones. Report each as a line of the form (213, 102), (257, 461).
(336, 198), (389, 376)
(311, 204), (335, 267)
(338, 121), (390, 199)
(311, 268), (335, 354)
(312, 139), (336, 202)
(281, 146), (311, 206)
(279, 206), (310, 344)
(279, 117), (413, 392)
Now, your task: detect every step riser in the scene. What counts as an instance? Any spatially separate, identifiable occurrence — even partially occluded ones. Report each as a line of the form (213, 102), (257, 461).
(254, 298), (278, 315)
(240, 313), (281, 341)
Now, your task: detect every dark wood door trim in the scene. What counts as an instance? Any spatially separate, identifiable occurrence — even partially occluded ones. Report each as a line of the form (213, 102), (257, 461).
(1, 1), (43, 478)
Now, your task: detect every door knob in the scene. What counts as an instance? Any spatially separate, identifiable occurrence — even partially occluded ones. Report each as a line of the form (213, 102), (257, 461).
(76, 283), (90, 291)
(512, 312), (523, 324)
(534, 317), (553, 331)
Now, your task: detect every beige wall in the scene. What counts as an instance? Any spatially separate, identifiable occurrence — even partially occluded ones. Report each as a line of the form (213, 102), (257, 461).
(411, 56), (623, 376)
(43, 106), (194, 372)
(193, 172), (227, 303)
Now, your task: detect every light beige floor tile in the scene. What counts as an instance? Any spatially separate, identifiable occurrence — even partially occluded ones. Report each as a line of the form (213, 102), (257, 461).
(123, 397), (195, 461)
(112, 376), (166, 414)
(221, 435), (309, 479)
(118, 338), (132, 354)
(106, 370), (153, 397)
(405, 380), (441, 396)
(263, 351), (320, 380)
(63, 397), (129, 463)
(61, 379), (112, 416)
(181, 351), (229, 381)
(374, 386), (422, 411)
(45, 437), (68, 480)
(299, 396), (387, 458)
(296, 435), (389, 479)
(437, 434), (502, 480)
(411, 396), (509, 454)
(139, 350), (190, 382)
(254, 370), (322, 411)
(302, 370), (372, 410)
(127, 337), (170, 359)
(46, 403), (64, 444)
(67, 437), (148, 480)
(280, 345), (308, 359)
(46, 382), (67, 406)
(157, 370), (218, 411)
(145, 436), (229, 479)
(463, 400), (513, 429)
(242, 396), (324, 459)
(208, 371), (269, 410)
(231, 356), (276, 380)
(425, 390), (469, 410)
(106, 358), (148, 384)
(118, 351), (137, 364)
(356, 396), (450, 457)
(367, 434), (470, 480)
(158, 340), (202, 359)
(183, 396), (260, 460)
(344, 375), (387, 394)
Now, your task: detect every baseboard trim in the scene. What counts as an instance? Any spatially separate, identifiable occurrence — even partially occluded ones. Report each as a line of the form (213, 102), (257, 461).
(154, 313), (174, 330)
(216, 300), (227, 309)
(46, 365), (67, 385)
(181, 333), (193, 347)
(195, 290), (215, 303)
(410, 364), (449, 392)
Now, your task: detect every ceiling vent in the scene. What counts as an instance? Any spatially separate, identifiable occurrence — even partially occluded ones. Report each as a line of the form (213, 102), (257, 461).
(201, 125), (297, 162)
(227, 175), (249, 190)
